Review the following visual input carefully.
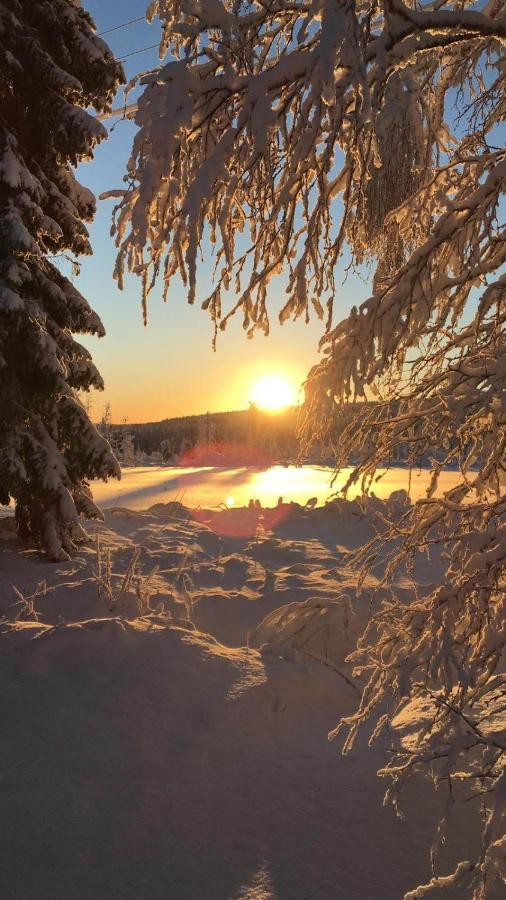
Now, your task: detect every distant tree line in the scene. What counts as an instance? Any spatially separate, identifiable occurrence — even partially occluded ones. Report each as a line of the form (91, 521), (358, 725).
(98, 401), (454, 468)
(106, 405), (303, 465)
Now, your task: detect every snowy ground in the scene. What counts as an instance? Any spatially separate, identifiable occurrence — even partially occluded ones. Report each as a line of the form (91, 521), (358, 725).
(0, 495), (493, 899)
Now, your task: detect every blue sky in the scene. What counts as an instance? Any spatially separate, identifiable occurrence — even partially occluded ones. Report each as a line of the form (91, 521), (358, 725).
(76, 1), (366, 423)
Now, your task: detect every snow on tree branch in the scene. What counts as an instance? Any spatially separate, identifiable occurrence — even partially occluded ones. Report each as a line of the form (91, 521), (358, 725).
(112, 2), (505, 895)
(110, 1), (505, 328)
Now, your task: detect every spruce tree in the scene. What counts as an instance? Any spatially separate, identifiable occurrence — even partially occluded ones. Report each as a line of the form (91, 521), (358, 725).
(0, 0), (124, 560)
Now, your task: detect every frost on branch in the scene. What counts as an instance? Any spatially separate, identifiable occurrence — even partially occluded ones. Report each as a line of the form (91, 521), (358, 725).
(0, 2), (124, 559)
(109, 1), (506, 331)
(113, 2), (505, 895)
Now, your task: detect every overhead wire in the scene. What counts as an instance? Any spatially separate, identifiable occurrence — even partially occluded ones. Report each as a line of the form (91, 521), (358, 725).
(97, 14), (159, 59)
(95, 14), (161, 115)
(117, 43), (160, 61)
(97, 16), (145, 37)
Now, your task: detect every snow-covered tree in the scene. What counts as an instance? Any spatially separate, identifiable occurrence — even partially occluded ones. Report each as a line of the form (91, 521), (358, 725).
(0, 1), (123, 560)
(110, 2), (505, 895)
(97, 401), (113, 442)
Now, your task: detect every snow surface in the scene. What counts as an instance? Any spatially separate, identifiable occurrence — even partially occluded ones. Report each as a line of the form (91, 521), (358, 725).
(0, 498), (496, 900)
(87, 464), (464, 513)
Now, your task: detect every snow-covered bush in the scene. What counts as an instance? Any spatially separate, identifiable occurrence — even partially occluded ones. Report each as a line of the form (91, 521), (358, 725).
(0, 1), (123, 559)
(110, 2), (505, 895)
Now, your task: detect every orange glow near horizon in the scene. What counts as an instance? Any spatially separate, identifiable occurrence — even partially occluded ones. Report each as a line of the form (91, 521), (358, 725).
(250, 374), (298, 412)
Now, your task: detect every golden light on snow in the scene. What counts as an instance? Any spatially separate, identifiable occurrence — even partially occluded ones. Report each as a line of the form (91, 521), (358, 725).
(250, 374), (297, 412)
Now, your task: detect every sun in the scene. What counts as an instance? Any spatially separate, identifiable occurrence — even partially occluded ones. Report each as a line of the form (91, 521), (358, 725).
(250, 374), (298, 412)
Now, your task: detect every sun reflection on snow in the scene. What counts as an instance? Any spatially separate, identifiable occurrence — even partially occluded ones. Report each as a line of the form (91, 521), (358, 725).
(92, 464), (465, 513)
(247, 465), (335, 505)
(234, 860), (276, 900)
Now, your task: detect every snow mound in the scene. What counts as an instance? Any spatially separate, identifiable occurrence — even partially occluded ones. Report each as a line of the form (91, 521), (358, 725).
(249, 594), (361, 668)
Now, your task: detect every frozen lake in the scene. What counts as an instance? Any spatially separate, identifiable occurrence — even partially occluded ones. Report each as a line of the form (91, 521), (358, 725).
(90, 464), (462, 511)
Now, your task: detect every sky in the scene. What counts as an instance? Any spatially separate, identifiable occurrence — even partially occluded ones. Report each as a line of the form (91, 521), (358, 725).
(76, 1), (367, 424)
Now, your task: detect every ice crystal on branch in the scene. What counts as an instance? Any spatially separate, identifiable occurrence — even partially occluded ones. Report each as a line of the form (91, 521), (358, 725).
(0, 1), (124, 560)
(113, 2), (505, 895)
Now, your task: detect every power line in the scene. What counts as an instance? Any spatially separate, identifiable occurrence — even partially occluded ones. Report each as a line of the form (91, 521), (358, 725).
(118, 43), (160, 61)
(98, 16), (145, 37)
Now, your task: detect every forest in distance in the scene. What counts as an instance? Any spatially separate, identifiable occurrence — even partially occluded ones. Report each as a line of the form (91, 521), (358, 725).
(100, 401), (456, 469)
(101, 403), (305, 463)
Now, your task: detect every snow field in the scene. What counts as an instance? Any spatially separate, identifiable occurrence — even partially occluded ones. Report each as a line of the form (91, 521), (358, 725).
(0, 498), (492, 899)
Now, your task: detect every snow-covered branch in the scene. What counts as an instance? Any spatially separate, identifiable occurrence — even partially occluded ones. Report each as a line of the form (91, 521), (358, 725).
(113, 3), (505, 895)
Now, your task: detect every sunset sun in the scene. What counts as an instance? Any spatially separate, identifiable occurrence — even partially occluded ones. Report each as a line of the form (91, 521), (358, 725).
(250, 374), (298, 412)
